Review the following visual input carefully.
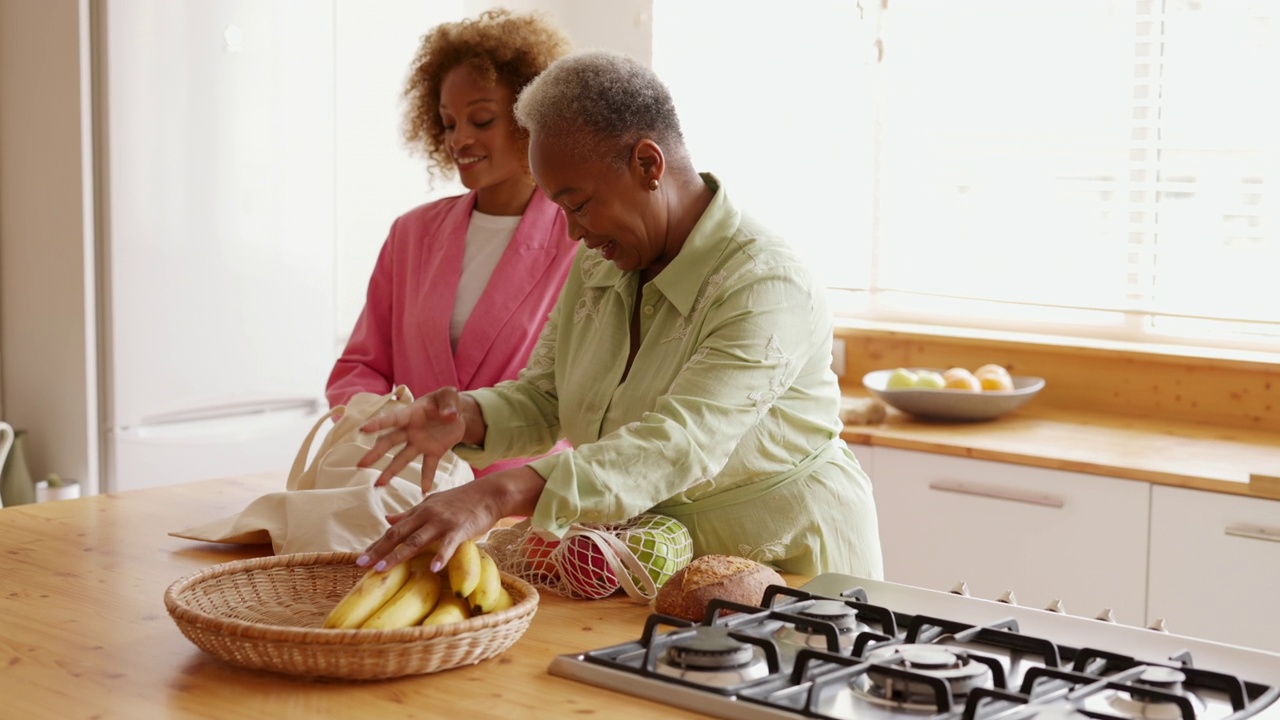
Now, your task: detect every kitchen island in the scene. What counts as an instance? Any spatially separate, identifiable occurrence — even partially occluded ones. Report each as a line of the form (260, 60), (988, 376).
(0, 473), (721, 720)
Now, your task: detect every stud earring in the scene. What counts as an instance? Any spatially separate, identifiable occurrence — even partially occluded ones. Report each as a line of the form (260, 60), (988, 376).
(648, 178), (659, 191)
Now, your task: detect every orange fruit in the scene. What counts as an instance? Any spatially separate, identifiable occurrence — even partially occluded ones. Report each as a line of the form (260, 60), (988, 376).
(977, 372), (1014, 391)
(975, 364), (1014, 391)
(942, 367), (982, 392)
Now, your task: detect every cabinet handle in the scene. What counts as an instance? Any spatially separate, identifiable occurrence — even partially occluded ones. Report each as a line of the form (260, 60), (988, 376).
(1224, 525), (1280, 543)
(927, 480), (1065, 509)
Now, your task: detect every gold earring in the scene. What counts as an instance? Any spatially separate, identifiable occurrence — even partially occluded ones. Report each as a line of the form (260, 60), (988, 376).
(648, 178), (659, 191)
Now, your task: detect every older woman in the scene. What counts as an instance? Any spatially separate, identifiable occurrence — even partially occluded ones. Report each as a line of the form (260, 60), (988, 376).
(356, 50), (883, 580)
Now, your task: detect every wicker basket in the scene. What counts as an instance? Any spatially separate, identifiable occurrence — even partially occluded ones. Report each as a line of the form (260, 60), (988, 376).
(164, 551), (539, 680)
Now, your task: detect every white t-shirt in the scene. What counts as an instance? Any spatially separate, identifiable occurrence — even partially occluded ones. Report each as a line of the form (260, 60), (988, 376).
(451, 210), (521, 348)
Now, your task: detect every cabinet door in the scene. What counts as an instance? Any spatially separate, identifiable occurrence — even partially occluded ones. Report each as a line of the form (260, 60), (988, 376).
(872, 448), (1150, 625)
(1148, 486), (1280, 653)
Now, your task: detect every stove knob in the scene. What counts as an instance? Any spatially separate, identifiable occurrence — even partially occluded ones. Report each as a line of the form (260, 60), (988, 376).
(1095, 608), (1116, 623)
(1147, 618), (1168, 633)
(997, 590), (1018, 605)
(1044, 599), (1066, 614)
(950, 581), (970, 596)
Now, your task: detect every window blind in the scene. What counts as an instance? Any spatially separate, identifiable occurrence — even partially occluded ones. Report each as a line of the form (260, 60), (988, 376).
(653, 0), (1278, 353)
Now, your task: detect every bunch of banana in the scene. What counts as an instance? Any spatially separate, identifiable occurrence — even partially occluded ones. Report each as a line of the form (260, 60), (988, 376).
(323, 540), (515, 630)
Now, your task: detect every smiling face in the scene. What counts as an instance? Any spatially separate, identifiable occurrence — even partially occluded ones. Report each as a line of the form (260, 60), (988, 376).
(439, 65), (531, 215)
(530, 133), (669, 275)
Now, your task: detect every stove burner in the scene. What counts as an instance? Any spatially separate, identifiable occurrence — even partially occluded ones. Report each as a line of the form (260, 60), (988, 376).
(667, 627), (755, 670)
(1135, 666), (1187, 693)
(856, 643), (995, 709)
(1106, 666), (1205, 720)
(653, 627), (770, 687)
(774, 599), (869, 653)
(797, 599), (864, 631)
(900, 647), (962, 670)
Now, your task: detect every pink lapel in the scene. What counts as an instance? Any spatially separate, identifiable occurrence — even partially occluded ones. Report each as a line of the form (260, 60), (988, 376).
(415, 192), (476, 391)
(453, 191), (567, 389)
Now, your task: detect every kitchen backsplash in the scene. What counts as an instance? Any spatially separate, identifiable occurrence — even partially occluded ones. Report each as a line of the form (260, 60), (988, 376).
(835, 325), (1280, 434)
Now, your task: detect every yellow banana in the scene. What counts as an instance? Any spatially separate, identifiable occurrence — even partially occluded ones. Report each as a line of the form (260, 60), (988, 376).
(322, 560), (411, 629)
(467, 549), (504, 614)
(360, 556), (442, 629)
(490, 586), (515, 613)
(422, 576), (472, 626)
(447, 539), (483, 599)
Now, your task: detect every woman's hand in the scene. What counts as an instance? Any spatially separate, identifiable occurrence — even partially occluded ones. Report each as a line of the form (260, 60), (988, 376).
(357, 386), (474, 491)
(356, 467), (547, 573)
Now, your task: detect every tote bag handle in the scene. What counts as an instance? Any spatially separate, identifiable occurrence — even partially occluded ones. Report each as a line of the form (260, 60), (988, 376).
(286, 406), (345, 491)
(286, 385), (414, 492)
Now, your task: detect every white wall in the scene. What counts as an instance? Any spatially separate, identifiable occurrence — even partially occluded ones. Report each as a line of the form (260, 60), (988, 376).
(0, 0), (99, 493)
(483, 0), (652, 63)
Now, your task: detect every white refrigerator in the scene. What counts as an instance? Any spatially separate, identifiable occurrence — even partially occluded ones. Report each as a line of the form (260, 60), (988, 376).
(98, 0), (336, 492)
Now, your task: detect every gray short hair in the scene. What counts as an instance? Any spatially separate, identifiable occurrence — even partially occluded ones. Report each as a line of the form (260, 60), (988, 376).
(514, 50), (688, 169)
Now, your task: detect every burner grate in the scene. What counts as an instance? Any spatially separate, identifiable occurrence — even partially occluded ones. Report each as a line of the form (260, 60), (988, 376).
(548, 574), (1280, 720)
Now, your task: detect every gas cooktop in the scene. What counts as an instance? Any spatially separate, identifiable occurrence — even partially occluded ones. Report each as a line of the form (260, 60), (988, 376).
(548, 573), (1280, 720)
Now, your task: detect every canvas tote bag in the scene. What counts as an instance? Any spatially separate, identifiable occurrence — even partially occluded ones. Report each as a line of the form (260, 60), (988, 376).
(170, 385), (473, 554)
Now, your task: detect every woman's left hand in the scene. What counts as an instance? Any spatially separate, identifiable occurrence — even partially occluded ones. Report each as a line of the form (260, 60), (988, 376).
(356, 466), (547, 573)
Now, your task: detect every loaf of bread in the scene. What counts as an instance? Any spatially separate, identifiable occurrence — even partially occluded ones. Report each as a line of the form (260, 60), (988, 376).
(841, 396), (887, 425)
(653, 554), (786, 622)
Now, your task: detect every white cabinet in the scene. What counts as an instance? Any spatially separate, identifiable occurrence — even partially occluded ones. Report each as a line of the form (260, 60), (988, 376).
(870, 447), (1150, 625)
(1148, 485), (1280, 653)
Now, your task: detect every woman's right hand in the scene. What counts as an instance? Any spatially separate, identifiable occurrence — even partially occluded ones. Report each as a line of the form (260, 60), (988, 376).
(357, 386), (470, 491)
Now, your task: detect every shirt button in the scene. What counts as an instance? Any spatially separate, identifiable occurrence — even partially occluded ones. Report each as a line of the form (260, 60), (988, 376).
(556, 516), (569, 526)
(643, 305), (655, 316)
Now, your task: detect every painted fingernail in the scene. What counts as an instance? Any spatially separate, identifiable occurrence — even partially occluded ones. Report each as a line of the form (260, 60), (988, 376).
(356, 555), (371, 567)
(430, 558), (443, 573)
(374, 560), (387, 572)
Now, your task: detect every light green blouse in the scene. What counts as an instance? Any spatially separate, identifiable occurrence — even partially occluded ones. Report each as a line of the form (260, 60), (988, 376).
(459, 175), (883, 577)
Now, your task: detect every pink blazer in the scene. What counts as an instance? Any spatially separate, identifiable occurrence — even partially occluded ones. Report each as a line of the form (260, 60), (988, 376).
(326, 190), (575, 476)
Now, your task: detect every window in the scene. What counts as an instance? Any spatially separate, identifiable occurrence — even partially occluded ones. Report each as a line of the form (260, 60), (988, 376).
(653, 0), (1280, 355)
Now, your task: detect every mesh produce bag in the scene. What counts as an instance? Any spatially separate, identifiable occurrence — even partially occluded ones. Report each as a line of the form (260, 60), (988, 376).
(484, 514), (693, 601)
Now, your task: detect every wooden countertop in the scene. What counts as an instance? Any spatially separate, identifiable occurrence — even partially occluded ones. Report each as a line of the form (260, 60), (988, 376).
(0, 474), (746, 720)
(840, 398), (1280, 501)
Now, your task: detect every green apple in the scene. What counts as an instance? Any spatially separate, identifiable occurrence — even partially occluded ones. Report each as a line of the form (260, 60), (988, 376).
(885, 368), (918, 390)
(622, 514), (692, 589)
(914, 370), (946, 389)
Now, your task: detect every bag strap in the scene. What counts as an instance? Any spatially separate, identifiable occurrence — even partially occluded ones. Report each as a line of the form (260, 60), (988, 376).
(288, 386), (415, 492)
(564, 524), (658, 602)
(323, 385), (413, 451)
(286, 405), (346, 491)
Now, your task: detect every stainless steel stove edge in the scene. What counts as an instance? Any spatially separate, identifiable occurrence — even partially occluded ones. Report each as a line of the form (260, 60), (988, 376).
(548, 653), (797, 720)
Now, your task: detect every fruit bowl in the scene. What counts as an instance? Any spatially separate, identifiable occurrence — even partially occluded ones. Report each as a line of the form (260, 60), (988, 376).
(862, 368), (1045, 421)
(164, 551), (538, 680)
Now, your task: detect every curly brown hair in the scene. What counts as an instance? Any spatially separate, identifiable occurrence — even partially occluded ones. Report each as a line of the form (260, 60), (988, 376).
(403, 9), (571, 185)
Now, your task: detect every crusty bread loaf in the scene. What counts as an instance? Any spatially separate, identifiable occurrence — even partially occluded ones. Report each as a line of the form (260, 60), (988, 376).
(653, 554), (786, 622)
